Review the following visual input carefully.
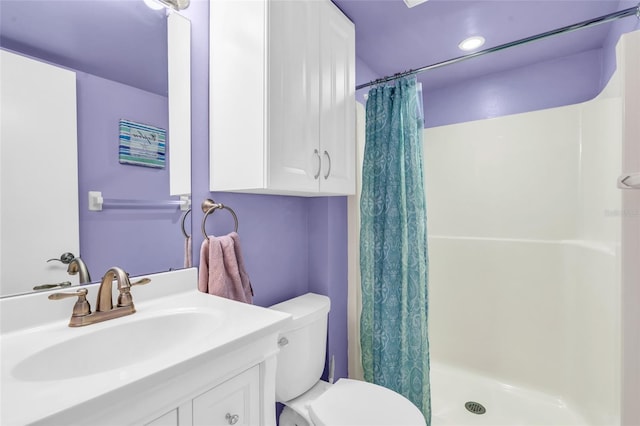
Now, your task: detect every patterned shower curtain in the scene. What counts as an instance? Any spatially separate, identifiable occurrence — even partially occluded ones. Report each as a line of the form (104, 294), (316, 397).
(360, 75), (430, 423)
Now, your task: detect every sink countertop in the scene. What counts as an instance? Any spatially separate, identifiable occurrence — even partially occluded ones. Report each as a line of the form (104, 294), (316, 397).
(0, 268), (291, 425)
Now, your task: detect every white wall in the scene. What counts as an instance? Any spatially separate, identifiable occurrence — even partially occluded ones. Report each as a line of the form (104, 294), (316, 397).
(424, 105), (581, 240)
(424, 93), (621, 425)
(618, 29), (640, 426)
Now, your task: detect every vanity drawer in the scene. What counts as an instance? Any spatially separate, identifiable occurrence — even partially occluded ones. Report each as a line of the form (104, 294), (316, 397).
(193, 365), (260, 426)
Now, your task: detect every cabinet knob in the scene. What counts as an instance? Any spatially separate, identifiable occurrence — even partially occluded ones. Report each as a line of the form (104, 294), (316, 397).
(313, 149), (321, 180)
(323, 150), (331, 180)
(225, 413), (239, 425)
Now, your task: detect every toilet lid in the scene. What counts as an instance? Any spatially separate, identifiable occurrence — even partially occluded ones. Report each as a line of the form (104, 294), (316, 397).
(308, 379), (426, 426)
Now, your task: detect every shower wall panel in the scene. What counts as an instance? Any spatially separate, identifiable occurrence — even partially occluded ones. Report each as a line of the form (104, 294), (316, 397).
(424, 105), (581, 241)
(424, 93), (621, 425)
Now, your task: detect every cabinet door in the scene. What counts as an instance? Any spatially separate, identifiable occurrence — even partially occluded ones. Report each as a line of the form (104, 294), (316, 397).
(319, 0), (356, 195)
(268, 0), (320, 193)
(0, 50), (79, 296)
(210, 0), (267, 191)
(167, 13), (191, 196)
(193, 366), (260, 426)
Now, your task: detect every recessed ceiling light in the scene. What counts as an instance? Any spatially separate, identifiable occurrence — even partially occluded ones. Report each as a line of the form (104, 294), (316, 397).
(403, 0), (429, 8)
(458, 36), (486, 51)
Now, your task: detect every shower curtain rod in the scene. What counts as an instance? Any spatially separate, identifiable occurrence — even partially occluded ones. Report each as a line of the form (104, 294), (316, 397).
(356, 4), (640, 91)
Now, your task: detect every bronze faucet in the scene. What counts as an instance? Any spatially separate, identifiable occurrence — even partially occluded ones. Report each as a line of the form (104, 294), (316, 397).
(46, 253), (92, 284)
(48, 267), (150, 327)
(67, 257), (91, 284)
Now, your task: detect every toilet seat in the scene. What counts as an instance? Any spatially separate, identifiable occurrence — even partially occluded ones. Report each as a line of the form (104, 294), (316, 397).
(307, 379), (426, 426)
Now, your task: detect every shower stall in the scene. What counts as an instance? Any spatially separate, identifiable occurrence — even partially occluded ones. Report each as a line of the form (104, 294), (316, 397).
(425, 74), (621, 425)
(348, 29), (640, 426)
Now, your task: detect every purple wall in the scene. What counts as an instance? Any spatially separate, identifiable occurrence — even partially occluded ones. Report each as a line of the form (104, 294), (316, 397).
(183, 0), (350, 383)
(422, 48), (603, 128)
(356, 48), (605, 128)
(76, 73), (184, 279)
(0, 1), (168, 97)
(308, 197), (349, 381)
(199, 192), (311, 307)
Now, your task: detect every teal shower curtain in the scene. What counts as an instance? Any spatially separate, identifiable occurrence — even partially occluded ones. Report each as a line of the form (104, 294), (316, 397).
(360, 75), (430, 423)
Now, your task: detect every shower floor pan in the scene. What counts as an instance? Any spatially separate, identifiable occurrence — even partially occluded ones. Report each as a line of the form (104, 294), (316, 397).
(430, 362), (589, 426)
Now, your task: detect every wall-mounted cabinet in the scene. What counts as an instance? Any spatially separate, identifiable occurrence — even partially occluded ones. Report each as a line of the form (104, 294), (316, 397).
(210, 0), (355, 196)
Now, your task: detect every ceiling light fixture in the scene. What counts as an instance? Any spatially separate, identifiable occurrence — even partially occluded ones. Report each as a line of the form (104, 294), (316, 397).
(458, 36), (486, 51)
(403, 0), (429, 8)
(143, 0), (190, 11)
(143, 0), (165, 10)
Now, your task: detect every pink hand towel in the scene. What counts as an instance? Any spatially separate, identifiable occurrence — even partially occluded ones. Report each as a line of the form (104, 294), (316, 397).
(198, 232), (253, 304)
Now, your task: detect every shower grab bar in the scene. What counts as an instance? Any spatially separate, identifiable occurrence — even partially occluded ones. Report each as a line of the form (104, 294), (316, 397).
(618, 173), (640, 189)
(88, 191), (191, 211)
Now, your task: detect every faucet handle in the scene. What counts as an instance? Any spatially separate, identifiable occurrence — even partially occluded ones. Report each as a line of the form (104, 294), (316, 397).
(33, 281), (72, 291)
(117, 277), (150, 308)
(48, 288), (92, 317)
(48, 288), (87, 300)
(46, 252), (76, 264)
(131, 277), (151, 286)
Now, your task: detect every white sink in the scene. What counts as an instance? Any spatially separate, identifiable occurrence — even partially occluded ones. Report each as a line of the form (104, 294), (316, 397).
(0, 269), (291, 426)
(12, 309), (220, 381)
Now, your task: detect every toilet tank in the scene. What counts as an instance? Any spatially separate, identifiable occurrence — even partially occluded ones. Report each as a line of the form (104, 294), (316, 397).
(270, 293), (331, 403)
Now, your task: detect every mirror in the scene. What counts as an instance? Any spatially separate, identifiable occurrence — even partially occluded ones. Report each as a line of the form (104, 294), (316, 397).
(0, 1), (191, 297)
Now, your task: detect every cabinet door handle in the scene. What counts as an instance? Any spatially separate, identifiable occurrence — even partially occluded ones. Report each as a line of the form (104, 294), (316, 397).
(225, 413), (239, 425)
(323, 150), (331, 180)
(313, 149), (321, 180)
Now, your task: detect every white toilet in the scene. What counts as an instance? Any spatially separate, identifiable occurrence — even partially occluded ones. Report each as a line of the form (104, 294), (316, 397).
(270, 293), (426, 426)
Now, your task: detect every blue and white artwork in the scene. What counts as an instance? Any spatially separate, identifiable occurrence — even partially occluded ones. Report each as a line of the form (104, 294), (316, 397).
(119, 119), (166, 168)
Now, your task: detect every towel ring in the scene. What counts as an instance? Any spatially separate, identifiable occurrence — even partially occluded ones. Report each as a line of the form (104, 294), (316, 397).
(180, 208), (191, 238)
(200, 199), (239, 239)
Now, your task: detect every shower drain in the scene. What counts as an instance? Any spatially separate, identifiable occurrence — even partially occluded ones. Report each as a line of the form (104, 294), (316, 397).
(465, 401), (486, 415)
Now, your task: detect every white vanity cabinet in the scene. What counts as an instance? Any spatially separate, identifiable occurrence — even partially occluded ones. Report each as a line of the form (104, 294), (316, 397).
(144, 365), (261, 426)
(209, 0), (355, 196)
(192, 365), (260, 426)
(130, 341), (279, 426)
(0, 270), (290, 426)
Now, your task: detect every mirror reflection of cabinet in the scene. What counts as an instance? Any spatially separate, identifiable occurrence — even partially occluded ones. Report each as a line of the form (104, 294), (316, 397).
(168, 12), (191, 197)
(209, 0), (355, 196)
(0, 50), (79, 295)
